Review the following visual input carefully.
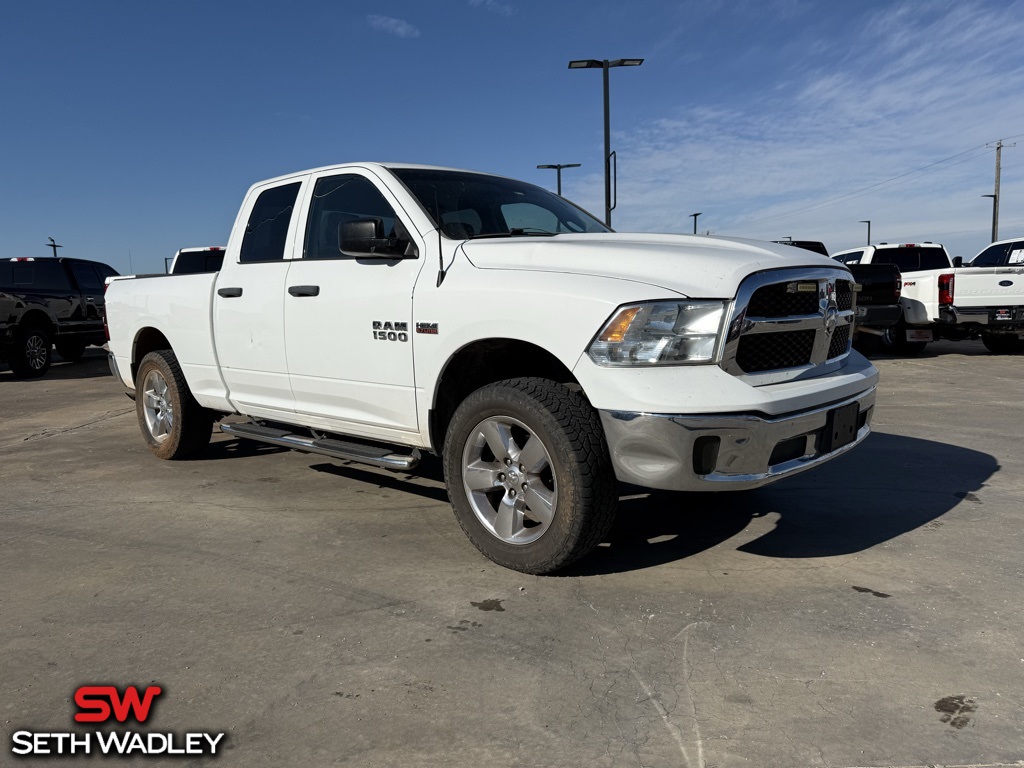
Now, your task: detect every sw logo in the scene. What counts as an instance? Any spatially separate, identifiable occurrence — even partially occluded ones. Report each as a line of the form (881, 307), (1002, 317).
(74, 684), (162, 723)
(9, 684), (227, 758)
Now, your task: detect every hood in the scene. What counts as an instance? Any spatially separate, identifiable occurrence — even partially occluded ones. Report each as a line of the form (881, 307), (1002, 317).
(461, 233), (844, 298)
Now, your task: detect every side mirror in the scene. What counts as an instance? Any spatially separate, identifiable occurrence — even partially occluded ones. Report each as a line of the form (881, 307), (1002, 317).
(339, 218), (417, 258)
(952, 256), (963, 267)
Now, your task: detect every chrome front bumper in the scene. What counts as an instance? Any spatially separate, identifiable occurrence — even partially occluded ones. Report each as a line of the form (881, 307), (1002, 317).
(599, 386), (876, 492)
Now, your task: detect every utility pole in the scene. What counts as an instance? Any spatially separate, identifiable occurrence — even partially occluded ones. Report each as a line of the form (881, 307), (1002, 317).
(690, 212), (702, 234)
(46, 237), (62, 258)
(859, 220), (871, 245)
(987, 139), (1016, 242)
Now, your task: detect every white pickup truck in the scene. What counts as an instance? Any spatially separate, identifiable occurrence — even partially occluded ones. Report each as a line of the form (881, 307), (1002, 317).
(106, 162), (878, 573)
(832, 241), (1024, 354)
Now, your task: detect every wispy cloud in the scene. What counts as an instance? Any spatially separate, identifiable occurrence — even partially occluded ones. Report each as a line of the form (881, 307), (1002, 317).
(469, 0), (514, 18)
(367, 15), (421, 39)
(588, 1), (1024, 256)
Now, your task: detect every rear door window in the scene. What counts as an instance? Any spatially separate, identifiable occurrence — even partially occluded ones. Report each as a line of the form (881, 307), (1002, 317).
(872, 247), (950, 272)
(70, 262), (104, 293)
(240, 182), (301, 263)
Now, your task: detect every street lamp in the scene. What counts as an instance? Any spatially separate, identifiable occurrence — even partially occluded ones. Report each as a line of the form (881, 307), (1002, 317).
(568, 58), (644, 227)
(859, 220), (871, 245)
(536, 163), (581, 196)
(690, 212), (702, 234)
(982, 194), (998, 242)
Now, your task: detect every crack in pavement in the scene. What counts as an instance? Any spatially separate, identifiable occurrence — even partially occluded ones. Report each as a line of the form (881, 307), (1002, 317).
(21, 408), (134, 442)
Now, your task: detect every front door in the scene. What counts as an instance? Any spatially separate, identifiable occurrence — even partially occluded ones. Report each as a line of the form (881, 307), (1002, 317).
(283, 171), (424, 436)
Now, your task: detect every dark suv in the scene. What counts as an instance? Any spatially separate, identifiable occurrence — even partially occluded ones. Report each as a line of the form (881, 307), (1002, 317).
(0, 257), (119, 378)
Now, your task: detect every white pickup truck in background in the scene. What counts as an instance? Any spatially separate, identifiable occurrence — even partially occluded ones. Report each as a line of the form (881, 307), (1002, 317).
(832, 241), (1024, 354)
(105, 162), (879, 573)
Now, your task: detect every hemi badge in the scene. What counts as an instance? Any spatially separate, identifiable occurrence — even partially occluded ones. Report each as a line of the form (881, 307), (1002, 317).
(416, 322), (439, 335)
(788, 282), (818, 293)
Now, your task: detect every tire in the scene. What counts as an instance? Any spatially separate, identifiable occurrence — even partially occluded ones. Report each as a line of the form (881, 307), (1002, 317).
(852, 332), (882, 356)
(442, 378), (618, 574)
(881, 322), (927, 356)
(135, 350), (213, 459)
(982, 333), (1023, 354)
(8, 325), (52, 378)
(55, 340), (87, 362)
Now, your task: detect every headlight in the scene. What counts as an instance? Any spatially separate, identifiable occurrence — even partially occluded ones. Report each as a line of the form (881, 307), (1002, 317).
(587, 300), (727, 366)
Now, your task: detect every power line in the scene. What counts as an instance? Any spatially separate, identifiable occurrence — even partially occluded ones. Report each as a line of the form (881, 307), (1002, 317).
(733, 140), (1008, 231)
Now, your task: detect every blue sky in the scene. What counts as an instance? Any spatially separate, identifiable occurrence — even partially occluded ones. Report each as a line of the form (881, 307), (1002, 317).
(2, 0), (1023, 274)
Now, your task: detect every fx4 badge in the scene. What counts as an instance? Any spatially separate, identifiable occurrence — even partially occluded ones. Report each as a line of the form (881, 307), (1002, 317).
(372, 321), (409, 342)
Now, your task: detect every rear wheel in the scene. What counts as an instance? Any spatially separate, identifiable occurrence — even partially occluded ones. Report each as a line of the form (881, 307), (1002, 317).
(135, 350), (213, 459)
(55, 340), (87, 362)
(443, 378), (618, 574)
(882, 321), (927, 356)
(8, 325), (52, 378)
(982, 333), (1023, 354)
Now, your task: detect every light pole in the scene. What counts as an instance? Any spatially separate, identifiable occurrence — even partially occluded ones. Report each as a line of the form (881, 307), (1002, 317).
(536, 163), (581, 196)
(46, 236), (62, 258)
(690, 212), (702, 234)
(859, 220), (871, 245)
(982, 194), (998, 242)
(568, 58), (644, 227)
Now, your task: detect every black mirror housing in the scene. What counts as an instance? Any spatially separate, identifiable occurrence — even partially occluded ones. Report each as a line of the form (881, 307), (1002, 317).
(339, 218), (417, 258)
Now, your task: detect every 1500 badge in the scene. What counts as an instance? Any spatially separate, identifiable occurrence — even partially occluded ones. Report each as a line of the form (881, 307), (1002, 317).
(372, 321), (409, 342)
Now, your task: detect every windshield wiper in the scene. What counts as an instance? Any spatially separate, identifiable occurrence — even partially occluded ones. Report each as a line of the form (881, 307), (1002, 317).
(469, 228), (557, 239)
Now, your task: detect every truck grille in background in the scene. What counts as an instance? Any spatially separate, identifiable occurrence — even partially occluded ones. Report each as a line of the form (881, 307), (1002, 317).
(722, 269), (856, 378)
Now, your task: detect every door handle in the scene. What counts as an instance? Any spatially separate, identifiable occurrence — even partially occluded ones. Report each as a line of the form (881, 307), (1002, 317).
(218, 287), (243, 298)
(288, 285), (320, 297)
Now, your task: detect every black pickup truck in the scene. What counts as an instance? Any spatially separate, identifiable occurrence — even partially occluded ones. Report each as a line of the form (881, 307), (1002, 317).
(773, 240), (903, 353)
(0, 257), (119, 377)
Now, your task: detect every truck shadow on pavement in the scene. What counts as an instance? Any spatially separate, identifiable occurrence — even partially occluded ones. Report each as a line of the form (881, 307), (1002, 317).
(562, 431), (998, 576)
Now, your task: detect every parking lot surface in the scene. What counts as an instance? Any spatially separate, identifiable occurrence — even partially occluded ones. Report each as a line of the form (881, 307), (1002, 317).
(2, 342), (1023, 767)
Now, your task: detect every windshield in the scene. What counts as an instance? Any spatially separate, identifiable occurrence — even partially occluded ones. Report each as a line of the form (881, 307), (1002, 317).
(389, 168), (610, 239)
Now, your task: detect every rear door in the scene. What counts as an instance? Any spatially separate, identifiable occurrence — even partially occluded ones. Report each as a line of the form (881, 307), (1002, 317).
(283, 170), (425, 436)
(213, 178), (306, 417)
(67, 261), (107, 328)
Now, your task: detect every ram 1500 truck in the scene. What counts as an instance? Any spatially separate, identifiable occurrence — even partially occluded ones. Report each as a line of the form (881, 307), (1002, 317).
(833, 242), (1024, 354)
(106, 163), (879, 574)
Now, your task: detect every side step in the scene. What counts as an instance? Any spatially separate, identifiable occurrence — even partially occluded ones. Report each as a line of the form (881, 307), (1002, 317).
(220, 423), (420, 471)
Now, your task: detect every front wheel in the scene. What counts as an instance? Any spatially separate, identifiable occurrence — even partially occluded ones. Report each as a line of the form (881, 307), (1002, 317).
(982, 333), (1023, 354)
(135, 350), (213, 459)
(442, 378), (618, 574)
(55, 340), (87, 362)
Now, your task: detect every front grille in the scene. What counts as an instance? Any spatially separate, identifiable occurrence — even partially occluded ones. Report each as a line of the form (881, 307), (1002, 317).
(836, 281), (853, 311)
(722, 269), (856, 378)
(747, 282), (819, 317)
(737, 329), (816, 372)
(827, 324), (851, 359)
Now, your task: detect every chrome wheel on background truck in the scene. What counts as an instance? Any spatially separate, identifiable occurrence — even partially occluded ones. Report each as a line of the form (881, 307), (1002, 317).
(8, 325), (51, 378)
